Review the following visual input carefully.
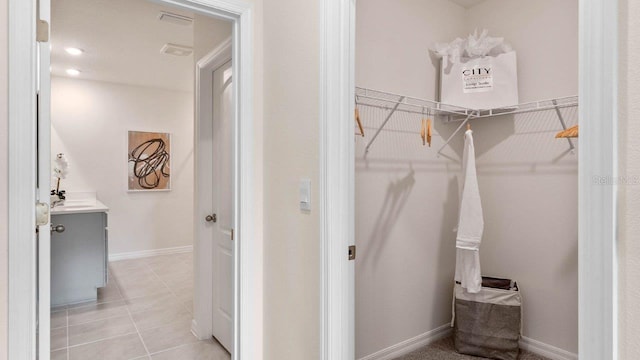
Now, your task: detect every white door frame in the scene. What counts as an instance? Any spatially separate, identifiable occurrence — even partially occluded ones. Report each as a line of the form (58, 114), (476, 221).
(193, 37), (232, 341)
(318, 0), (619, 359)
(7, 1), (261, 359)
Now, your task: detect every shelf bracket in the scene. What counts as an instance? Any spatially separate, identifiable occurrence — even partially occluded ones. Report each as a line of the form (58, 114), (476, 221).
(552, 99), (575, 153)
(364, 96), (405, 155)
(437, 111), (476, 157)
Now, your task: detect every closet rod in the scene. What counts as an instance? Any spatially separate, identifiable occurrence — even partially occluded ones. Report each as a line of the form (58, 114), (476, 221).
(355, 92), (475, 118)
(355, 103), (434, 117)
(469, 97), (579, 119)
(436, 111), (477, 156)
(364, 96), (405, 155)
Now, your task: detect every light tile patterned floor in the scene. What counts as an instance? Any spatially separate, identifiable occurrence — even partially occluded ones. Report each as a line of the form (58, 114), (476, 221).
(50, 252), (230, 360)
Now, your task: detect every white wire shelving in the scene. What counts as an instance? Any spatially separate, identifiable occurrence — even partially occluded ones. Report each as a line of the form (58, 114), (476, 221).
(354, 86), (579, 156)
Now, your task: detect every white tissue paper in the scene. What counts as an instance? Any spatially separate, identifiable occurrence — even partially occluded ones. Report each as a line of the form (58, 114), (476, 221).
(434, 29), (518, 109)
(434, 29), (513, 65)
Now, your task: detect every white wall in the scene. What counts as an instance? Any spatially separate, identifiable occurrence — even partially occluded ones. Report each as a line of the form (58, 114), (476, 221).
(354, 1), (467, 358)
(618, 0), (640, 358)
(0, 0), (8, 357)
(356, 0), (578, 357)
(193, 14), (232, 63)
(263, 0), (320, 358)
(51, 77), (194, 255)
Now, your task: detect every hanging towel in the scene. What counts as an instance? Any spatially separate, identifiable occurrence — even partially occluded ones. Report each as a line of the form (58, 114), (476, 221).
(455, 129), (484, 293)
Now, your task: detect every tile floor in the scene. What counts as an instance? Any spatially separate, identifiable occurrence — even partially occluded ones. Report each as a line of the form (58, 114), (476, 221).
(50, 252), (230, 360)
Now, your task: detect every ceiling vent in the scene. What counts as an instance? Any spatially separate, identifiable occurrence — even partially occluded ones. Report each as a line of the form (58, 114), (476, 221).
(158, 11), (193, 26)
(160, 43), (193, 57)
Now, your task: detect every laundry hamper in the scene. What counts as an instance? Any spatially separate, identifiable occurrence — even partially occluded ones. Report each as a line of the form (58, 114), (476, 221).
(452, 277), (522, 360)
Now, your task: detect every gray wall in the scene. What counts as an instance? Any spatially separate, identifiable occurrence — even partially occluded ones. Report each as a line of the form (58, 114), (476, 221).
(354, 1), (466, 357)
(466, 0), (578, 353)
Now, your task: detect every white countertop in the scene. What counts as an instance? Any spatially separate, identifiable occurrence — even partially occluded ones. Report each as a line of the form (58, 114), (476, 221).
(51, 193), (109, 215)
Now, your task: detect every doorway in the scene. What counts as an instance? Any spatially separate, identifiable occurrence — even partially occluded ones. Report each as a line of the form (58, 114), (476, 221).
(7, 0), (260, 359)
(319, 1), (618, 360)
(46, 0), (232, 358)
(194, 38), (235, 353)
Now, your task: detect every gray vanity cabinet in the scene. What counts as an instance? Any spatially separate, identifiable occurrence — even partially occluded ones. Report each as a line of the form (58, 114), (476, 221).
(51, 211), (108, 307)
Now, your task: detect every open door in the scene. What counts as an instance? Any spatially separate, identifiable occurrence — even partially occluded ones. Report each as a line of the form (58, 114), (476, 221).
(36, 0), (52, 358)
(211, 59), (234, 352)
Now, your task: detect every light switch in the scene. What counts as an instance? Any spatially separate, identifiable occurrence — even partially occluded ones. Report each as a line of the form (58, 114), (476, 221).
(299, 178), (311, 211)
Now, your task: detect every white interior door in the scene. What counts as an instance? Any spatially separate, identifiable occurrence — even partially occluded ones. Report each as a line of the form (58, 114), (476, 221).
(211, 60), (234, 352)
(37, 0), (52, 358)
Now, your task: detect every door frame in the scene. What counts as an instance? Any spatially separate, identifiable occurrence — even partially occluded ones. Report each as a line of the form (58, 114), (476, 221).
(193, 37), (232, 342)
(7, 1), (261, 359)
(318, 0), (619, 359)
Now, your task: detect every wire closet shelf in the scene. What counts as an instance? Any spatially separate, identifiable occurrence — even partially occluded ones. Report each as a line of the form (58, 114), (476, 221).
(354, 86), (579, 155)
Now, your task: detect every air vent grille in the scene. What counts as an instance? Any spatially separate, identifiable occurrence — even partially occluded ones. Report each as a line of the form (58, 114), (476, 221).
(158, 11), (193, 26)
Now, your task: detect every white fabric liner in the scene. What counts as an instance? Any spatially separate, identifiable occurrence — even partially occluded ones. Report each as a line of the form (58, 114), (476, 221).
(454, 283), (521, 306)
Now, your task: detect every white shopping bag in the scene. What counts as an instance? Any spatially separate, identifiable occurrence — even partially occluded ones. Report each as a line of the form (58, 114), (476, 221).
(440, 51), (519, 110)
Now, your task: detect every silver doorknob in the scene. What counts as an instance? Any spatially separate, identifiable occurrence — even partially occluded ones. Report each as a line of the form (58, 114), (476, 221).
(205, 214), (217, 223)
(51, 224), (65, 233)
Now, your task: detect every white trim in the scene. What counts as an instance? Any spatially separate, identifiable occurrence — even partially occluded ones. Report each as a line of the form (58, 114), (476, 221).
(356, 328), (579, 360)
(8, 0), (38, 358)
(37, 0), (52, 358)
(9, 1), (260, 359)
(357, 324), (452, 360)
(319, 0), (356, 359)
(579, 0), (618, 359)
(321, 0), (619, 359)
(108, 245), (193, 262)
(193, 38), (231, 342)
(520, 337), (578, 360)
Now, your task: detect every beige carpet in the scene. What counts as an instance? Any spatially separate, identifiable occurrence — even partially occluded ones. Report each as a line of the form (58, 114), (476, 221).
(393, 336), (550, 360)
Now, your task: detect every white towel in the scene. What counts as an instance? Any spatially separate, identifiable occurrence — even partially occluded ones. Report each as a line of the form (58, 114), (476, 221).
(455, 129), (483, 293)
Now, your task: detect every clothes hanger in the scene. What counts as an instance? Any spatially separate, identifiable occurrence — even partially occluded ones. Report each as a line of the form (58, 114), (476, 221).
(355, 105), (365, 137)
(555, 124), (578, 138)
(426, 111), (432, 148)
(420, 107), (426, 146)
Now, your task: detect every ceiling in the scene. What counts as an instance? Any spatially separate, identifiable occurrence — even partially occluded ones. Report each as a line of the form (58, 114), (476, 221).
(447, 0), (487, 9)
(51, 0), (228, 92)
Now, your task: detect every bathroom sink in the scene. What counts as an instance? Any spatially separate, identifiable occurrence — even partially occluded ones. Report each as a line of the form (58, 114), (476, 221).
(57, 204), (93, 209)
(51, 200), (109, 215)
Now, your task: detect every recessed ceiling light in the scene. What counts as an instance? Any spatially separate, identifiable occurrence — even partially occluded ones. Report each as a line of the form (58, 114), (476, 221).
(66, 68), (81, 76)
(65, 47), (84, 56)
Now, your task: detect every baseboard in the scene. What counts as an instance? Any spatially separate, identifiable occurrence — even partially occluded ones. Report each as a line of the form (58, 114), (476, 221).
(109, 245), (193, 262)
(520, 336), (578, 360)
(357, 326), (577, 360)
(358, 324), (452, 360)
(191, 319), (204, 340)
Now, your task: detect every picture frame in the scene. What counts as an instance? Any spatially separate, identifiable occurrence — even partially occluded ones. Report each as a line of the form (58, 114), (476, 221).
(127, 130), (172, 191)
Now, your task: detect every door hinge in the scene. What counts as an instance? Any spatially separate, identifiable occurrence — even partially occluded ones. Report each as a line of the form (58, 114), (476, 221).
(348, 245), (356, 261)
(37, 19), (49, 42)
(36, 202), (50, 226)
(231, 228), (234, 241)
